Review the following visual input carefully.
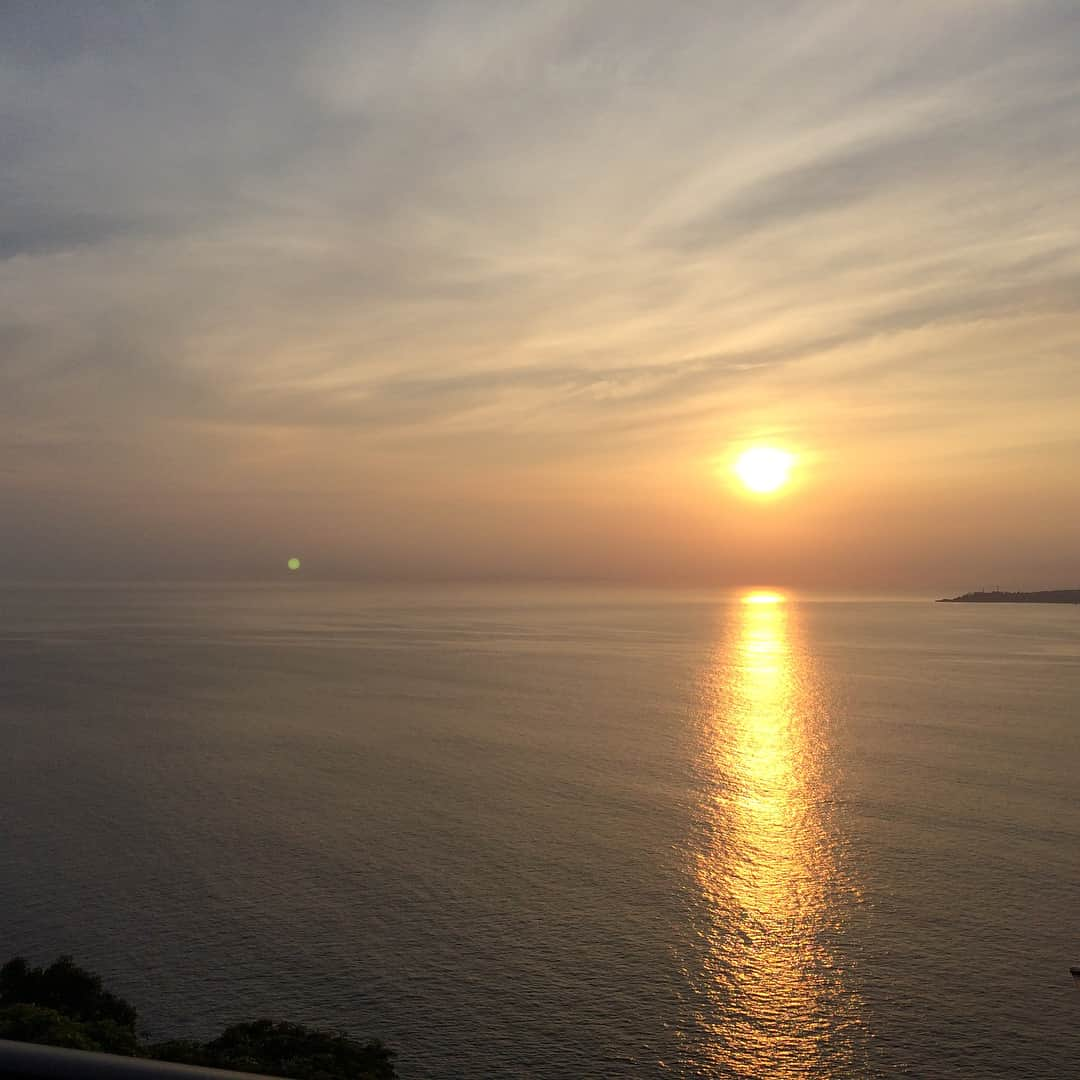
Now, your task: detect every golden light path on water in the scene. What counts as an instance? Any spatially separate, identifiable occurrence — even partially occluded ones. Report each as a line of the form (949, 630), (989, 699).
(688, 591), (866, 1077)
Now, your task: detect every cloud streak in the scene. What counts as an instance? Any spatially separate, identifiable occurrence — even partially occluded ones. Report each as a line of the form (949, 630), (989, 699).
(2, 1), (1079, 582)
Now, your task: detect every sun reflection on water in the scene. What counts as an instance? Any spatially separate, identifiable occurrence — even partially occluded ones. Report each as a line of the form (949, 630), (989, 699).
(687, 591), (866, 1077)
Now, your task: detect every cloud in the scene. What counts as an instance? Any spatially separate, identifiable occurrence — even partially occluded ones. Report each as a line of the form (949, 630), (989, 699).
(1, 1), (1079, 579)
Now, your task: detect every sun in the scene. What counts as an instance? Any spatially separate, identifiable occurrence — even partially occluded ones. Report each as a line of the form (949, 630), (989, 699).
(734, 447), (794, 494)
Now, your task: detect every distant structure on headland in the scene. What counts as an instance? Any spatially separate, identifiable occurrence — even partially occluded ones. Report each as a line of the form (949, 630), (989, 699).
(938, 589), (1080, 604)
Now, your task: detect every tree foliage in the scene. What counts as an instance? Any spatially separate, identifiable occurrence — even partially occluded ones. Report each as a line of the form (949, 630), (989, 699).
(0, 1002), (139, 1055)
(0, 956), (137, 1029)
(150, 1020), (396, 1080)
(0, 956), (396, 1079)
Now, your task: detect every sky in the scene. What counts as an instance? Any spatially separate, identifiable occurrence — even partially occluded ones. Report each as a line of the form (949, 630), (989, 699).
(3, 1), (1079, 589)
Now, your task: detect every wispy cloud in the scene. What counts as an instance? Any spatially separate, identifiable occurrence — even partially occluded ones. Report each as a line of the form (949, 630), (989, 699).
(2, 1), (1079, 580)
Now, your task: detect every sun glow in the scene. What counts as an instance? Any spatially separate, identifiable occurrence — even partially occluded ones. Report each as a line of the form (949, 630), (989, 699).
(734, 447), (795, 494)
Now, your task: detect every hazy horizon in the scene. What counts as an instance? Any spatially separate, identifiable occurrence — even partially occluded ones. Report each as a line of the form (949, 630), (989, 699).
(4, 2), (1080, 587)
(2, 579), (1074, 608)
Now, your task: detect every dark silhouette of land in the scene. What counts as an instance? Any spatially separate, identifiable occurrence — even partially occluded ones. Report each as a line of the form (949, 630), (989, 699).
(938, 589), (1080, 604)
(0, 956), (396, 1078)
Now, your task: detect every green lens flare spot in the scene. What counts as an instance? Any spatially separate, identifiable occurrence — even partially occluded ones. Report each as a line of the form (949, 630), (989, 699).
(287, 557), (301, 571)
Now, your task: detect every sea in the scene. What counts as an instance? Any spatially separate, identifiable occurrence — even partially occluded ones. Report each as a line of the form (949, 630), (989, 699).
(0, 583), (1077, 1079)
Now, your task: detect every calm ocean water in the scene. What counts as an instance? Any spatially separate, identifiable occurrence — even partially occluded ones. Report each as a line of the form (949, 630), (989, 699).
(0, 584), (1077, 1078)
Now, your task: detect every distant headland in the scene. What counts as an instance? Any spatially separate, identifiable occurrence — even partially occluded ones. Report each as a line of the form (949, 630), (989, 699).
(938, 589), (1080, 604)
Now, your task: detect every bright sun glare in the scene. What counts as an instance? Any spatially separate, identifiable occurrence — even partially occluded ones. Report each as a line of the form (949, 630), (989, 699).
(734, 447), (795, 494)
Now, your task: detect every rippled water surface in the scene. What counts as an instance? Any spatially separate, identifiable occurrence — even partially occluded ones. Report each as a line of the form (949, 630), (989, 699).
(1, 584), (1078, 1078)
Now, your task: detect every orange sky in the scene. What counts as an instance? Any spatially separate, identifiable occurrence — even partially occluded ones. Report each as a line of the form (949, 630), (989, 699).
(3, 3), (1079, 589)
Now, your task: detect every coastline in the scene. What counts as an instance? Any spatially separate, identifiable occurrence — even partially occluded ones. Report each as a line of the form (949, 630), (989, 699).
(938, 589), (1080, 604)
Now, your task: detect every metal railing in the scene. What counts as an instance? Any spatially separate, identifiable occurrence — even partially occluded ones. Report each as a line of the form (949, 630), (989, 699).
(0, 1039), (284, 1080)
